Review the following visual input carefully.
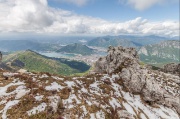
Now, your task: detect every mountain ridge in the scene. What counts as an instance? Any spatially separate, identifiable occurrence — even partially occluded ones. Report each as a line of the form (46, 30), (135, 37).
(138, 40), (180, 67)
(2, 50), (90, 75)
(57, 43), (95, 55)
(87, 35), (173, 48)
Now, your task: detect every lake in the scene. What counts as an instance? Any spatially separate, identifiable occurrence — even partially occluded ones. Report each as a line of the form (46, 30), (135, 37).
(38, 52), (77, 58)
(39, 51), (107, 59)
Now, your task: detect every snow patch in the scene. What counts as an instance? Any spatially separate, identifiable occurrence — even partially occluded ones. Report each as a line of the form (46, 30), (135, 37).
(45, 82), (64, 91)
(48, 96), (60, 112)
(3, 72), (18, 77)
(109, 97), (121, 109)
(65, 81), (75, 87)
(35, 95), (44, 101)
(0, 80), (25, 97)
(0, 100), (19, 119)
(27, 103), (47, 116)
(96, 110), (105, 119)
(15, 85), (30, 99)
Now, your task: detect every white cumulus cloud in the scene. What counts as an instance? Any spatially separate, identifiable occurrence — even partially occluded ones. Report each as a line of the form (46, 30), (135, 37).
(51, 0), (90, 6)
(120, 0), (178, 11)
(0, 0), (179, 37)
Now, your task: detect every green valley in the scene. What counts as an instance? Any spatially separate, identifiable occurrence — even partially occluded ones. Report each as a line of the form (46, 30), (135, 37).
(2, 50), (90, 75)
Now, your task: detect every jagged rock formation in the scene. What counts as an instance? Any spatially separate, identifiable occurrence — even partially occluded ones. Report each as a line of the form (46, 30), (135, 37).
(94, 46), (139, 74)
(163, 63), (180, 75)
(95, 46), (180, 116)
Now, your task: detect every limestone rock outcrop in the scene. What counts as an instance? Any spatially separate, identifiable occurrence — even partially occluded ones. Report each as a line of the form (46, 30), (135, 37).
(163, 63), (180, 75)
(94, 46), (139, 74)
(94, 46), (180, 116)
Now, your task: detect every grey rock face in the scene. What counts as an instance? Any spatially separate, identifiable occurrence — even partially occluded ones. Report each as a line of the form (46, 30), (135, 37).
(94, 46), (180, 116)
(163, 63), (180, 75)
(94, 46), (139, 74)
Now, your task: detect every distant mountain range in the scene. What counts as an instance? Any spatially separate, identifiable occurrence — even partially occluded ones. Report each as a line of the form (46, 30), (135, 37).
(2, 50), (90, 75)
(0, 40), (61, 52)
(138, 40), (180, 67)
(88, 37), (139, 48)
(57, 43), (95, 55)
(88, 35), (173, 48)
(0, 35), (177, 53)
(0, 35), (179, 67)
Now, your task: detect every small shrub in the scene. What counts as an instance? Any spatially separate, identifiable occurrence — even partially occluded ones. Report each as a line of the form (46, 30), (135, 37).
(6, 85), (18, 93)
(59, 87), (71, 99)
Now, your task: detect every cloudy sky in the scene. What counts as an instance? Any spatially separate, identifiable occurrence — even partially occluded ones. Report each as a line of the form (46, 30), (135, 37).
(0, 0), (179, 37)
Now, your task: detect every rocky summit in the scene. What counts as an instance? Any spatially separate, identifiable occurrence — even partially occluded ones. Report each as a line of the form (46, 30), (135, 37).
(0, 46), (179, 119)
(95, 46), (180, 117)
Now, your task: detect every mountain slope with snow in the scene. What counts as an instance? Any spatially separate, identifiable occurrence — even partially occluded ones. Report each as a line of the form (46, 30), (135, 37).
(0, 71), (179, 119)
(0, 46), (179, 119)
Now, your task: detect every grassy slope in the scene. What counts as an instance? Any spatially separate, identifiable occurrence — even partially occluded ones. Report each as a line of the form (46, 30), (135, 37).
(3, 50), (81, 75)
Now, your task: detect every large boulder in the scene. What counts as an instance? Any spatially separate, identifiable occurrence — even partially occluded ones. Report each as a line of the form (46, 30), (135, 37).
(94, 46), (180, 116)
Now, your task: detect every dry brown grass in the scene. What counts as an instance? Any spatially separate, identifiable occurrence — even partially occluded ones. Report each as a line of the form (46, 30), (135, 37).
(0, 103), (5, 110)
(0, 77), (14, 87)
(58, 87), (71, 99)
(7, 94), (40, 118)
(79, 78), (95, 88)
(14, 74), (32, 81)
(99, 84), (115, 94)
(6, 85), (19, 93)
(87, 104), (99, 113)
(29, 112), (47, 119)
